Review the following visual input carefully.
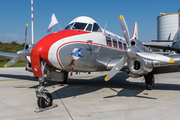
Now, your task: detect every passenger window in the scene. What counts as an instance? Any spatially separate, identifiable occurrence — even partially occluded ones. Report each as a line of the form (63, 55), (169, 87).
(92, 23), (102, 32)
(118, 41), (122, 49)
(106, 37), (112, 47)
(123, 43), (127, 50)
(113, 39), (117, 48)
(86, 24), (92, 31)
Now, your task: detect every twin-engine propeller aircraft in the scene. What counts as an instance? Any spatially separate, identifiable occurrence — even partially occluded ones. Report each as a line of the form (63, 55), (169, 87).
(143, 26), (180, 53)
(0, 15), (179, 110)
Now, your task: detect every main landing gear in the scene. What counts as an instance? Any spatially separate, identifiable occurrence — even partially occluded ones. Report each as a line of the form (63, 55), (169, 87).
(144, 72), (155, 90)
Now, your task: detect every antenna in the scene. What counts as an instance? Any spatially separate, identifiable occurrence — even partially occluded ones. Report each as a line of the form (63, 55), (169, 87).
(31, 0), (34, 44)
(178, 8), (180, 28)
(103, 22), (107, 34)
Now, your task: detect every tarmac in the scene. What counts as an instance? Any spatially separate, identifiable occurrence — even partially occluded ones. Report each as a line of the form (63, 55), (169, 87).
(0, 67), (180, 120)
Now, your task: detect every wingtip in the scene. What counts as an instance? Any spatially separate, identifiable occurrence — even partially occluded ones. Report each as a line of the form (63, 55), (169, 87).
(119, 15), (123, 19)
(104, 77), (109, 81)
(170, 58), (174, 63)
(4, 64), (7, 68)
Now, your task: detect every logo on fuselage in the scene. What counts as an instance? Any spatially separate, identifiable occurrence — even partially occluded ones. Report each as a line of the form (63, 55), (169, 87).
(70, 47), (85, 60)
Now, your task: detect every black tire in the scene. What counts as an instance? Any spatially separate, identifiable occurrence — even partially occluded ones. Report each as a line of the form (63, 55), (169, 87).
(144, 72), (155, 90)
(37, 93), (53, 108)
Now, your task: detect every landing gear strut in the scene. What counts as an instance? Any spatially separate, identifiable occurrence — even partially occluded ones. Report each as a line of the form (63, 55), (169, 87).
(144, 72), (155, 90)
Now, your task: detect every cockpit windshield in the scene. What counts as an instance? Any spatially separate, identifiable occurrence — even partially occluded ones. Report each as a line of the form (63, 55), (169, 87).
(65, 22), (87, 30)
(65, 23), (73, 30)
(72, 22), (87, 30)
(64, 21), (101, 33)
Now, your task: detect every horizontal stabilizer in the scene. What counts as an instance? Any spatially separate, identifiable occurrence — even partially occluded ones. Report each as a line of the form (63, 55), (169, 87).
(151, 40), (173, 42)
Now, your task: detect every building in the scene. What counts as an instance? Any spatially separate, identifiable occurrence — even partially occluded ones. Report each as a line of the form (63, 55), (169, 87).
(157, 13), (179, 40)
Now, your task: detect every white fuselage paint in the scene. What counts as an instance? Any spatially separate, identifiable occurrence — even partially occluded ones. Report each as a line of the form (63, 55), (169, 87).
(48, 32), (105, 69)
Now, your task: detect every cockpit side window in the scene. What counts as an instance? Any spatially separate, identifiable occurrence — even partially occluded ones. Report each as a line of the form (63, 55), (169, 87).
(65, 23), (74, 30)
(72, 22), (87, 30)
(92, 23), (102, 32)
(86, 24), (92, 31)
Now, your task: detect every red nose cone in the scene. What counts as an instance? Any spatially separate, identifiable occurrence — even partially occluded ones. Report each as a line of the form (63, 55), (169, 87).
(31, 30), (90, 77)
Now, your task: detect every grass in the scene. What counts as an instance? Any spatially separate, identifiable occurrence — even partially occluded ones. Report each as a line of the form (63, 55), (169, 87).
(0, 41), (26, 68)
(0, 62), (26, 68)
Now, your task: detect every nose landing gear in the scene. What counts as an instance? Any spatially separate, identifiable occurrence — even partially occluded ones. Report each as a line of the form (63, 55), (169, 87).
(34, 77), (58, 113)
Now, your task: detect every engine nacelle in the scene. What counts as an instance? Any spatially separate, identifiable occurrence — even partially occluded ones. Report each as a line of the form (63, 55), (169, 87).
(127, 57), (153, 77)
(127, 71), (141, 78)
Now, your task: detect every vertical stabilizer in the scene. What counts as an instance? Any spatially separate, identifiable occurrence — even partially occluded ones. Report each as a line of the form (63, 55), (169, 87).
(173, 27), (180, 41)
(130, 22), (138, 40)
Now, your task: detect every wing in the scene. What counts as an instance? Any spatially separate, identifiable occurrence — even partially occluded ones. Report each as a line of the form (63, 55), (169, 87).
(0, 52), (18, 58)
(142, 41), (175, 50)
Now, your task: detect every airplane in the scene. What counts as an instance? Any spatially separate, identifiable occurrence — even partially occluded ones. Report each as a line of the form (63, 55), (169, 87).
(0, 15), (179, 110)
(143, 26), (180, 53)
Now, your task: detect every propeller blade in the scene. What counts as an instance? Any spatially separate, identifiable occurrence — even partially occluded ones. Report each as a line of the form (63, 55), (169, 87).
(24, 23), (28, 49)
(137, 52), (174, 63)
(4, 24), (30, 68)
(105, 57), (127, 81)
(4, 56), (20, 67)
(119, 15), (131, 46)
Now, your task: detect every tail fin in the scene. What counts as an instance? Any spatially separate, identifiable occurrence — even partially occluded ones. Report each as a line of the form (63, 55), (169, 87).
(130, 22), (138, 40)
(173, 27), (180, 41)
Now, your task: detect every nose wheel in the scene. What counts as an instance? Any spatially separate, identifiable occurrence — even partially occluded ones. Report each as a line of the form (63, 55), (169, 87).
(37, 92), (52, 108)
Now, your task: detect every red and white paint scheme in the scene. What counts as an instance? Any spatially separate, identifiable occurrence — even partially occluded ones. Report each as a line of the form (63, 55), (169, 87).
(30, 16), (133, 78)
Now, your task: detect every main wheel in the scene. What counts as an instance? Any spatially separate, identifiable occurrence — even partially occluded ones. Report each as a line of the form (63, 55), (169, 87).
(37, 93), (53, 108)
(144, 72), (155, 90)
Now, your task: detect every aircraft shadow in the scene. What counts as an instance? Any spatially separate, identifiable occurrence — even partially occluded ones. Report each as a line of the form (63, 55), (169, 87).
(49, 72), (158, 100)
(0, 74), (36, 81)
(3, 71), (180, 100)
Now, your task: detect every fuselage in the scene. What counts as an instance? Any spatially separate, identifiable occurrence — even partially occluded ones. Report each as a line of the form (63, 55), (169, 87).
(31, 16), (128, 77)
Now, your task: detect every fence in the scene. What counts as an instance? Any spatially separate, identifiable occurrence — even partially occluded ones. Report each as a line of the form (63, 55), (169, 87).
(0, 36), (40, 44)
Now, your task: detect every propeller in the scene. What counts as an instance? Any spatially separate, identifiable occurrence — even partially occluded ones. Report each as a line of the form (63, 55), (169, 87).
(4, 23), (30, 67)
(104, 15), (175, 81)
(24, 23), (28, 49)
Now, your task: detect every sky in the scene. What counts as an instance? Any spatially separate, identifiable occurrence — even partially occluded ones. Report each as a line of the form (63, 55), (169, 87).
(0, 0), (180, 44)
